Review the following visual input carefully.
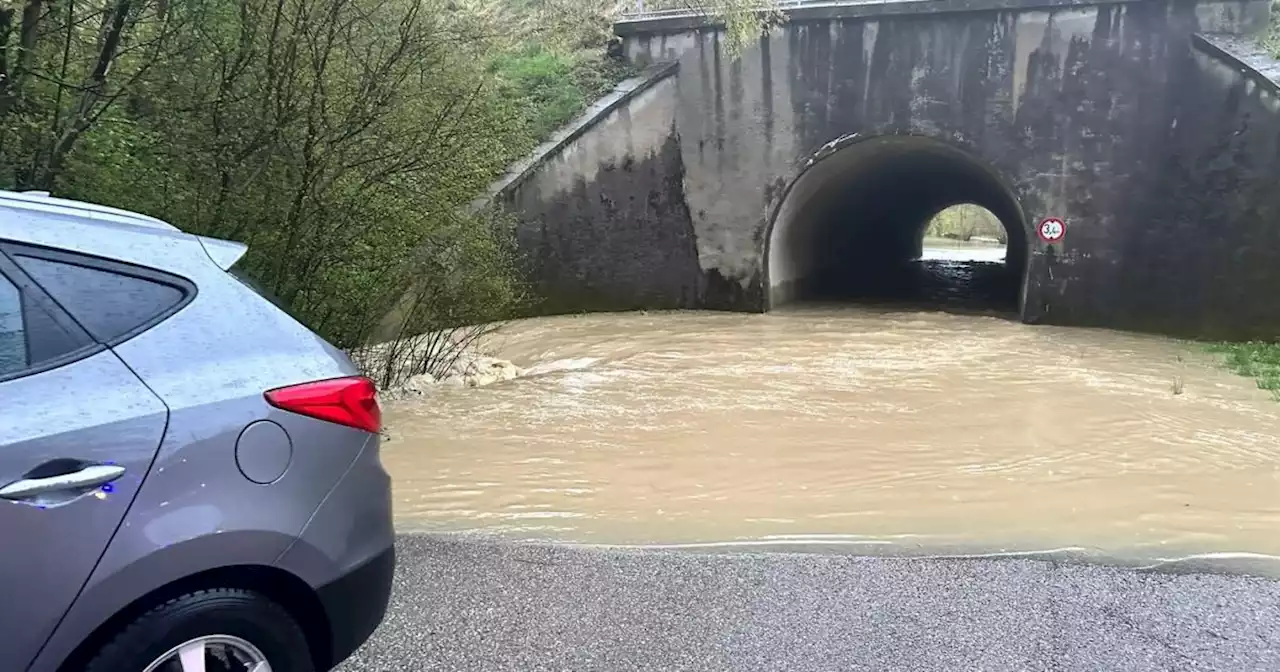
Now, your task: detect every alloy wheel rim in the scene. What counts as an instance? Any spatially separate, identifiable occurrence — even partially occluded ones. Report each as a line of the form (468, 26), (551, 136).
(140, 634), (272, 672)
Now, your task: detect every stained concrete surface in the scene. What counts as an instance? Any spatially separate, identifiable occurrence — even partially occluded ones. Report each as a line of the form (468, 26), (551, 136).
(337, 534), (1280, 671)
(480, 0), (1280, 341)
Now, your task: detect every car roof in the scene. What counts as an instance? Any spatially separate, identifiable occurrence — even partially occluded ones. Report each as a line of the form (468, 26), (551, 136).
(0, 190), (178, 232)
(0, 190), (233, 274)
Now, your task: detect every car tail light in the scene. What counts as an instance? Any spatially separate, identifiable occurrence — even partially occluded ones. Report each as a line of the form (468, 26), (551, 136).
(265, 376), (382, 433)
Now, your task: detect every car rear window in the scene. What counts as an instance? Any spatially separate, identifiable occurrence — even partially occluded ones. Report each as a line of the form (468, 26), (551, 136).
(12, 254), (189, 345)
(0, 266), (95, 379)
(0, 275), (21, 373)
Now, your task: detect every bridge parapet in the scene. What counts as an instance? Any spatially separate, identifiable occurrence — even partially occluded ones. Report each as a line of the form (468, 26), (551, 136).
(615, 0), (1269, 43)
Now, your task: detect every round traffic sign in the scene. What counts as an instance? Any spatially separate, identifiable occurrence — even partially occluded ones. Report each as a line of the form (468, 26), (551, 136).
(1037, 217), (1066, 243)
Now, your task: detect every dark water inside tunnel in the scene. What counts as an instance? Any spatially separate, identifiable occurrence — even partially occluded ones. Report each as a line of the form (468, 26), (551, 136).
(804, 259), (1019, 313)
(796, 239), (1020, 315)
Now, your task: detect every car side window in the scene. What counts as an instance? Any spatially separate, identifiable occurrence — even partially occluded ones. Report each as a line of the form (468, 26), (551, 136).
(0, 273), (24, 375)
(12, 254), (188, 345)
(0, 266), (94, 380)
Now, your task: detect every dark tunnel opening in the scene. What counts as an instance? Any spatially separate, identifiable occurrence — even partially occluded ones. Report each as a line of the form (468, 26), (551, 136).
(765, 136), (1028, 316)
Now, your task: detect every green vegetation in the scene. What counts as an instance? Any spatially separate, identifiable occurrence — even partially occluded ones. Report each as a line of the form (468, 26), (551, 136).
(0, 0), (776, 382)
(493, 42), (632, 148)
(1262, 0), (1280, 57)
(1206, 342), (1280, 400)
(671, 0), (784, 55)
(0, 0), (554, 358)
(923, 204), (1008, 243)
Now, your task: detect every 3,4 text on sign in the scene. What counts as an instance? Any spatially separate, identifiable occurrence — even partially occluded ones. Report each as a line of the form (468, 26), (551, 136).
(1037, 217), (1066, 243)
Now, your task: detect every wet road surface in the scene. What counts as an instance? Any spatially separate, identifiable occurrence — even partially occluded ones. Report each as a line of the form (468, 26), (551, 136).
(338, 534), (1280, 671)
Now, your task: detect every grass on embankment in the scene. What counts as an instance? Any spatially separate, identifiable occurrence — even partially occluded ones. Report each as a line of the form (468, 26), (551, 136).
(1205, 341), (1280, 400)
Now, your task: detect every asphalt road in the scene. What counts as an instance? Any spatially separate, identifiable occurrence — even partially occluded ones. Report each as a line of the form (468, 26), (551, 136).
(338, 534), (1280, 671)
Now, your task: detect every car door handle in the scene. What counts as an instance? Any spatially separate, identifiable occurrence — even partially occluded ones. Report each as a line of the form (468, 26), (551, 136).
(0, 464), (126, 500)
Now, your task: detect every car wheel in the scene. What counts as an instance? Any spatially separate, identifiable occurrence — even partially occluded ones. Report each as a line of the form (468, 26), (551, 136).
(84, 587), (315, 672)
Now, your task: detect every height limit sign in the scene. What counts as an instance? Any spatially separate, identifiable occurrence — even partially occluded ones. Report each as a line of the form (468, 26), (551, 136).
(1037, 217), (1066, 243)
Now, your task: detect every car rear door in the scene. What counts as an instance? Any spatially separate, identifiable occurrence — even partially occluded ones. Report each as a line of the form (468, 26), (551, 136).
(0, 252), (168, 670)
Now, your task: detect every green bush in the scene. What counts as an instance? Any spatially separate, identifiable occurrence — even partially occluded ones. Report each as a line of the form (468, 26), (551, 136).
(1206, 341), (1280, 400)
(495, 45), (589, 142)
(0, 0), (535, 350)
(493, 42), (632, 153)
(0, 0), (635, 356)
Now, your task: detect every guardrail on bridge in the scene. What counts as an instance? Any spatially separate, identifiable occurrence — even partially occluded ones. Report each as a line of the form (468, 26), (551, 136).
(621, 0), (841, 20)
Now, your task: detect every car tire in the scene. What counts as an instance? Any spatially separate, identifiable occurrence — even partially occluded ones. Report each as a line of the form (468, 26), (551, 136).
(83, 587), (315, 672)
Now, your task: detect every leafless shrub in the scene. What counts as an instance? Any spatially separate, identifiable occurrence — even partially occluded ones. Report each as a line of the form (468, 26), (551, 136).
(347, 202), (528, 390)
(356, 321), (503, 391)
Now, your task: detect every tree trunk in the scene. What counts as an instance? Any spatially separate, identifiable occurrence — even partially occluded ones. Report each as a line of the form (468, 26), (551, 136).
(33, 0), (131, 187)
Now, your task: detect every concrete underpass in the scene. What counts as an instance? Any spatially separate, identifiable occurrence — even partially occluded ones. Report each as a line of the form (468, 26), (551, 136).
(493, 0), (1280, 339)
(765, 136), (1029, 315)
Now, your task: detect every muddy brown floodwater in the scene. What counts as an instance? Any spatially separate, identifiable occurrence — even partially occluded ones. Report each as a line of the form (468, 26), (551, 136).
(384, 267), (1280, 567)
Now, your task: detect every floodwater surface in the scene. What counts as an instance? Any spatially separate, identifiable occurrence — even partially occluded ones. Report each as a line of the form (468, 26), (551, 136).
(384, 247), (1280, 564)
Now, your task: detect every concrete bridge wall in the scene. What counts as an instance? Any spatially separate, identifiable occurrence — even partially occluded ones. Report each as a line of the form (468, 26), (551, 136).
(495, 63), (702, 313)
(497, 0), (1280, 339)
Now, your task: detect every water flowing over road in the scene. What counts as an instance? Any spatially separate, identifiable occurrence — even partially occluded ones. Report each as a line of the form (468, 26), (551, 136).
(382, 245), (1280, 567)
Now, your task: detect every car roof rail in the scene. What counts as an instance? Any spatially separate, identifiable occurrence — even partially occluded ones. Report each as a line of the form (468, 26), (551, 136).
(0, 189), (177, 231)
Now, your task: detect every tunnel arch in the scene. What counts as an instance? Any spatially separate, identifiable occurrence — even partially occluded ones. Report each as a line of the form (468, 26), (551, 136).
(763, 134), (1030, 313)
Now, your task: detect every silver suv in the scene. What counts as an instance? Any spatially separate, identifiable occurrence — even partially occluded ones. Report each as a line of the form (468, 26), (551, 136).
(0, 191), (395, 672)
